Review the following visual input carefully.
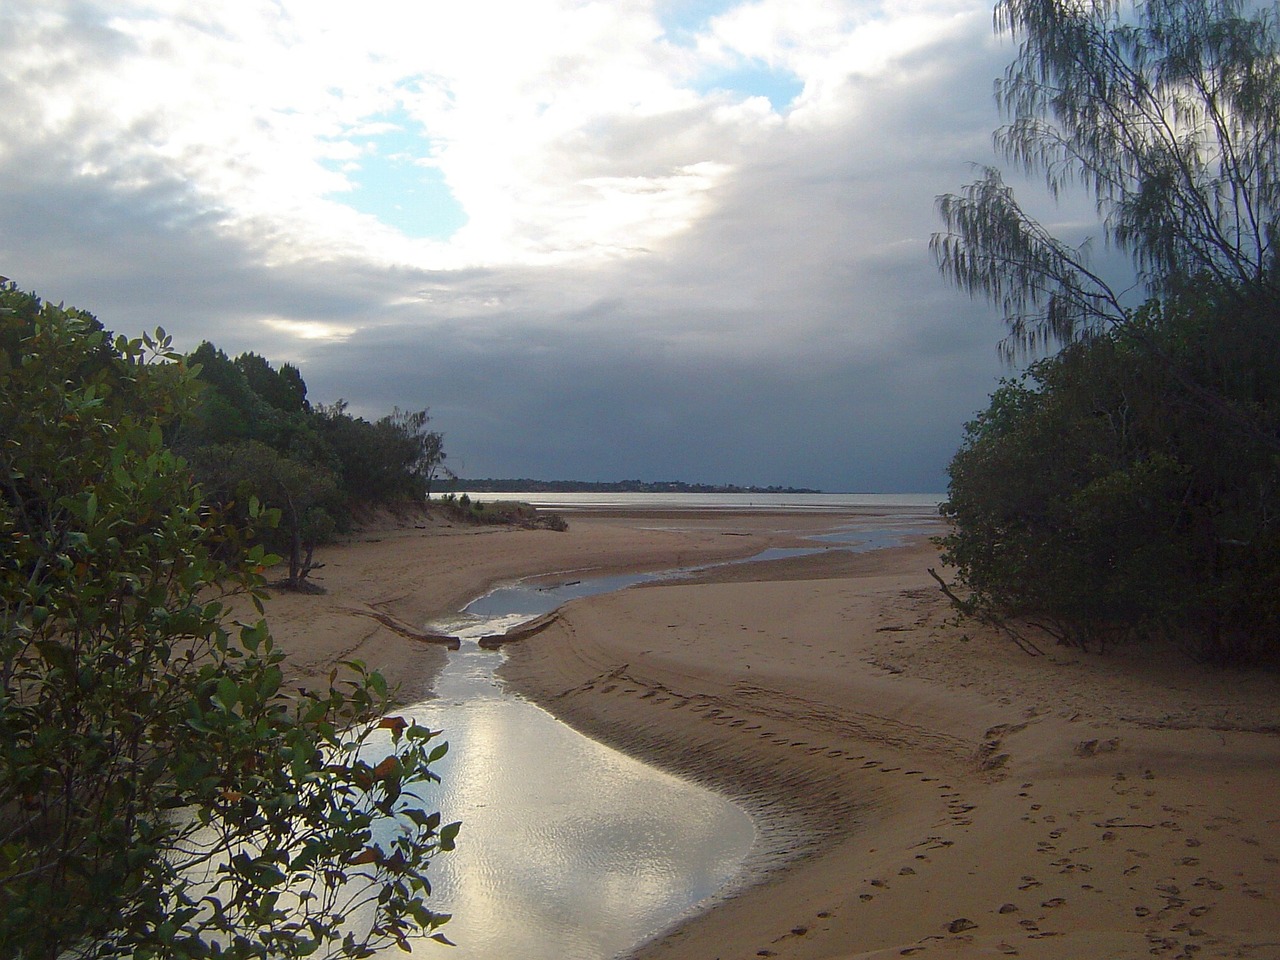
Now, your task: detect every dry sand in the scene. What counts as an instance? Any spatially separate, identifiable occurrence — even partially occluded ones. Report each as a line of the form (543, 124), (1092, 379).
(267, 506), (1280, 960)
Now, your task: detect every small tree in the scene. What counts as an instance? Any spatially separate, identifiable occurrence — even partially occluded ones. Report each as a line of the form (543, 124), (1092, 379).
(315, 403), (447, 504)
(0, 286), (456, 958)
(192, 440), (343, 590)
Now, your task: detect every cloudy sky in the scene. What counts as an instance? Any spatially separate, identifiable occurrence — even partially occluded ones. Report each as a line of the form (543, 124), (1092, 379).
(0, 0), (1091, 492)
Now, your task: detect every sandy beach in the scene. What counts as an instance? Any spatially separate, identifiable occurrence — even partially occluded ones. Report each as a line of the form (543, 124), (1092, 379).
(266, 506), (1280, 960)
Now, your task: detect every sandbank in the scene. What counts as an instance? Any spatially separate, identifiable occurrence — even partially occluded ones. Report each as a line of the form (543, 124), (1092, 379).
(268, 506), (1280, 960)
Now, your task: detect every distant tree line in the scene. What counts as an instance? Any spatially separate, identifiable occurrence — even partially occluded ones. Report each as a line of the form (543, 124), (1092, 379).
(453, 478), (822, 494)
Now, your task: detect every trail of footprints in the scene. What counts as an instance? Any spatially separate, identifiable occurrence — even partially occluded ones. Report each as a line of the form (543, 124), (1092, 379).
(576, 667), (983, 959)
(578, 669), (1276, 958)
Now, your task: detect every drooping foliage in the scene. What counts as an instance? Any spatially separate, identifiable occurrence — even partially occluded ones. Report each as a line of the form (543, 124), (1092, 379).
(933, 0), (1280, 353)
(0, 284), (457, 958)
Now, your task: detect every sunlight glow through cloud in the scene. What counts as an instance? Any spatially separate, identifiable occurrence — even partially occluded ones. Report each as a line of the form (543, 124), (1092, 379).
(261, 318), (359, 342)
(6, 0), (988, 270)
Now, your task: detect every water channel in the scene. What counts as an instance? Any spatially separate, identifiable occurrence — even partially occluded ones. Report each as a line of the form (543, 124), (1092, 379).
(379, 514), (940, 960)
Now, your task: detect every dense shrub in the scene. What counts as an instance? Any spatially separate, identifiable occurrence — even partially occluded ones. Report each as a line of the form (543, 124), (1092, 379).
(940, 285), (1280, 663)
(0, 286), (456, 957)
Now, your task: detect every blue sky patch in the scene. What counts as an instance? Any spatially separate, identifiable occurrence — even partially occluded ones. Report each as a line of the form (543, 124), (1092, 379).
(658, 2), (803, 112)
(326, 111), (467, 241)
(696, 60), (804, 112)
(657, 0), (742, 44)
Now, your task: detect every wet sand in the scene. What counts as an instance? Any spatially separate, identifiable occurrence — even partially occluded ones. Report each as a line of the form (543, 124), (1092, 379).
(267, 507), (1280, 960)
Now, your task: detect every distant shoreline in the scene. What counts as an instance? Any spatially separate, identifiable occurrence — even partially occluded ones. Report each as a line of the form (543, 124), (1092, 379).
(446, 478), (824, 494)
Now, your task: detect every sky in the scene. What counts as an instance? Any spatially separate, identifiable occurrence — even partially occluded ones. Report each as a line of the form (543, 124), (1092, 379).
(0, 0), (1106, 492)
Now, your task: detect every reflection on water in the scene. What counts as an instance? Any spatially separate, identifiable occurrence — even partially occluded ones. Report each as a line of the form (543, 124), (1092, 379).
(390, 616), (754, 960)
(385, 516), (941, 959)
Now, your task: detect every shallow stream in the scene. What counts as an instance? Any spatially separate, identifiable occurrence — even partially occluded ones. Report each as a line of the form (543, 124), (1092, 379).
(383, 514), (940, 959)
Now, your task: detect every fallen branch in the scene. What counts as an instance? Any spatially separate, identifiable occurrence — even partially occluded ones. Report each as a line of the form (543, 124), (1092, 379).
(477, 611), (560, 649)
(346, 607), (461, 649)
(926, 568), (1045, 657)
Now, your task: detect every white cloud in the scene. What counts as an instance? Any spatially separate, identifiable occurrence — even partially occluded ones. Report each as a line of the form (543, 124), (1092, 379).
(0, 0), (1052, 489)
(3, 0), (992, 272)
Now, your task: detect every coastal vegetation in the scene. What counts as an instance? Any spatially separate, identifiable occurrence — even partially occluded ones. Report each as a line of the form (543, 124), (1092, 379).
(437, 493), (569, 531)
(0, 284), (456, 957)
(177, 343), (448, 589)
(933, 0), (1280, 663)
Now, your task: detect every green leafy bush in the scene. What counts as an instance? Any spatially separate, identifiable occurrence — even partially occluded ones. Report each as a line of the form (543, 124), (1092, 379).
(940, 286), (1280, 662)
(0, 285), (456, 958)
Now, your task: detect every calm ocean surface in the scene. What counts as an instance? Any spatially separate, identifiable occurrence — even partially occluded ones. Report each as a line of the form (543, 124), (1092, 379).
(452, 491), (945, 512)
